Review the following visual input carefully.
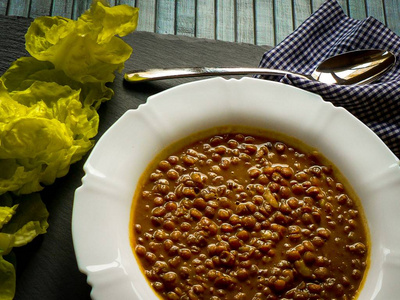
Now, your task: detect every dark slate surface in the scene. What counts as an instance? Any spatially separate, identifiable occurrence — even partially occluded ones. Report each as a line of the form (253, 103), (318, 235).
(0, 15), (269, 300)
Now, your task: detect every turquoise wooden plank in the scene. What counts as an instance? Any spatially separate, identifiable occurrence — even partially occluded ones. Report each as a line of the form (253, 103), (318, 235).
(155, 0), (175, 34)
(2, 0), (398, 46)
(116, 0), (137, 6)
(312, 0), (349, 14)
(311, 0), (326, 11)
(293, 0), (312, 27)
(176, 0), (195, 37)
(336, 0), (349, 14)
(236, 0), (255, 44)
(29, 0), (52, 18)
(72, 0), (91, 19)
(349, 0), (367, 20)
(50, 1), (136, 20)
(384, 0), (400, 35)
(254, 0), (275, 46)
(196, 0), (216, 39)
(365, 0), (386, 23)
(136, 0), (156, 32)
(274, 0), (294, 44)
(0, 1), (8, 15)
(216, 0), (235, 42)
(7, 0), (30, 17)
(51, 0), (74, 18)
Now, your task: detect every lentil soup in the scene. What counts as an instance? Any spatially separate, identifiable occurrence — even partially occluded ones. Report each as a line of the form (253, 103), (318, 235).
(130, 127), (369, 300)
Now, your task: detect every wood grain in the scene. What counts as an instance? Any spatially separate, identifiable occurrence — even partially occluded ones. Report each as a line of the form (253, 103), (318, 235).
(294, 0), (312, 27)
(29, 0), (52, 17)
(2, 0), (399, 46)
(0, 0), (9, 15)
(72, 0), (91, 19)
(311, 0), (326, 12)
(349, 0), (367, 19)
(51, 0), (74, 18)
(336, 0), (349, 14)
(196, 0), (216, 39)
(7, 0), (31, 17)
(274, 0), (294, 44)
(117, 0), (137, 6)
(365, 0), (386, 24)
(156, 0), (175, 34)
(176, 0), (195, 37)
(136, 0), (156, 32)
(237, 0), (255, 44)
(384, 0), (400, 35)
(216, 0), (235, 42)
(254, 0), (275, 46)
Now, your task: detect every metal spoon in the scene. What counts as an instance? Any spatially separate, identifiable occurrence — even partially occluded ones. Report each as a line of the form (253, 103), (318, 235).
(124, 49), (395, 85)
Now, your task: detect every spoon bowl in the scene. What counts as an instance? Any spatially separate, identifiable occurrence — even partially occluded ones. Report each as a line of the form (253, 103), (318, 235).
(124, 49), (396, 85)
(311, 49), (396, 84)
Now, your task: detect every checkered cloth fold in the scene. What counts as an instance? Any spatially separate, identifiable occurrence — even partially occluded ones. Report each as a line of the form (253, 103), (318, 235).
(258, 0), (400, 158)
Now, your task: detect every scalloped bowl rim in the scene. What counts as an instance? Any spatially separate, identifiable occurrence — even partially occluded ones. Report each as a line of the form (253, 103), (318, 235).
(72, 77), (400, 300)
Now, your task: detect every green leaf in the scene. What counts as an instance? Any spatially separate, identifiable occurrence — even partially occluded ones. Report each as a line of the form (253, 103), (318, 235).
(0, 206), (18, 230)
(25, 0), (138, 84)
(0, 0), (138, 195)
(0, 57), (54, 92)
(1, 194), (49, 247)
(0, 78), (99, 194)
(0, 234), (15, 256)
(0, 0), (138, 298)
(0, 255), (15, 300)
(78, 0), (139, 44)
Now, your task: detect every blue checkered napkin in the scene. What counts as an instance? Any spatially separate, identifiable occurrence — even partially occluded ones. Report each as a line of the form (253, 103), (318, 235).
(257, 0), (400, 158)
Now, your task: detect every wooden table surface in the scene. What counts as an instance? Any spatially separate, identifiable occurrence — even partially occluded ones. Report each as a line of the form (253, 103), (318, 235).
(1, 0), (399, 46)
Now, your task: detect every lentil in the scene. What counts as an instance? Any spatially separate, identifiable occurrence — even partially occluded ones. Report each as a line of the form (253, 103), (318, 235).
(132, 131), (369, 299)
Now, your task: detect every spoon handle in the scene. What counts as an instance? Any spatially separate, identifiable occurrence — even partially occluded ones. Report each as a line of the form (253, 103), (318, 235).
(124, 67), (311, 82)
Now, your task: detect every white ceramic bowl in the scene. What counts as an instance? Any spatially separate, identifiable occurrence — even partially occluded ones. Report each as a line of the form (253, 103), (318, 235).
(72, 77), (400, 300)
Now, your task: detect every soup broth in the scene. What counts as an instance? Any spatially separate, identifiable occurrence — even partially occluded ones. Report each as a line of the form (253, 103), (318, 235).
(131, 127), (369, 300)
